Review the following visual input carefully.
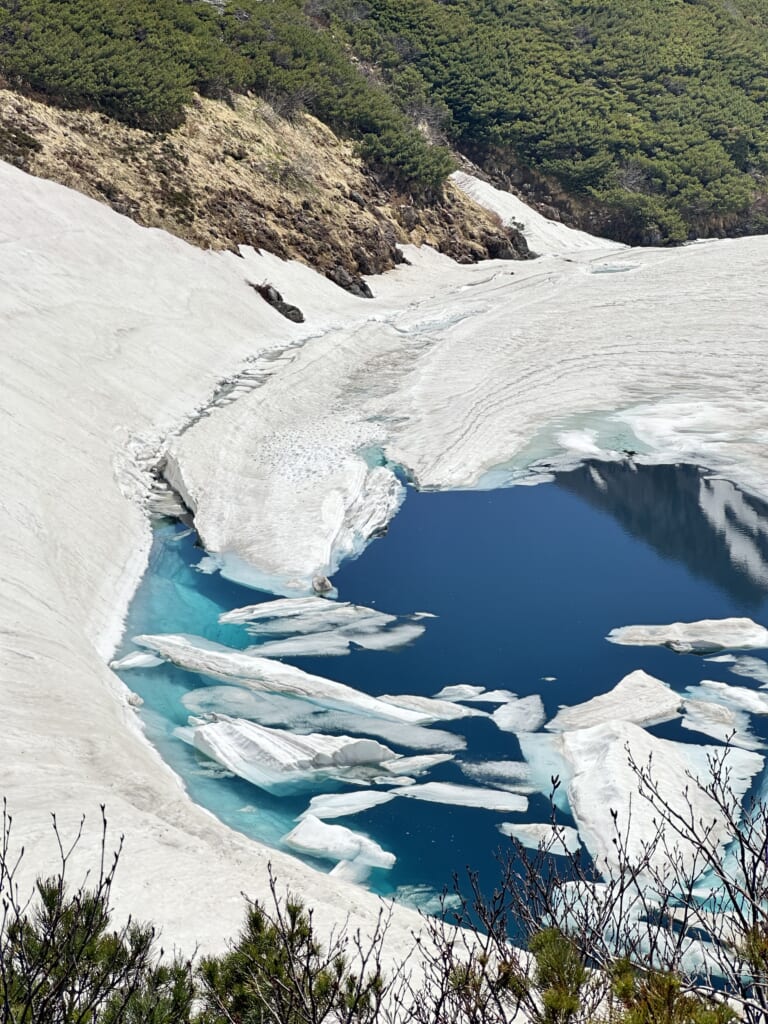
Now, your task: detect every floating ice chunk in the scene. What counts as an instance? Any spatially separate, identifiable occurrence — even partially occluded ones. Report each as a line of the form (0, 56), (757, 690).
(329, 860), (372, 884)
(398, 782), (528, 813)
(559, 721), (763, 874)
(433, 684), (488, 702)
(706, 655), (768, 687)
(681, 699), (762, 750)
(393, 885), (461, 914)
(458, 760), (534, 793)
(180, 716), (395, 794)
(372, 776), (415, 787)
(498, 822), (581, 855)
(542, 676), (557, 683)
(607, 618), (768, 653)
(299, 791), (396, 820)
(517, 732), (573, 812)
(379, 754), (454, 776)
(492, 695), (546, 733)
(182, 685), (465, 752)
(686, 680), (768, 716)
(134, 634), (429, 721)
(475, 690), (518, 703)
(546, 670), (681, 731)
(219, 596), (429, 657)
(110, 651), (163, 670)
(379, 693), (487, 721)
(283, 815), (395, 869)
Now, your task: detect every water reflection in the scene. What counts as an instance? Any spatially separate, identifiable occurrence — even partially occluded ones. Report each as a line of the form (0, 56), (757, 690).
(557, 461), (768, 606)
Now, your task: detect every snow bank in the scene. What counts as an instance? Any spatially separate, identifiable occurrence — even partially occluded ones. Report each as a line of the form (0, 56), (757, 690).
(607, 618), (768, 653)
(450, 172), (619, 255)
(545, 670), (681, 731)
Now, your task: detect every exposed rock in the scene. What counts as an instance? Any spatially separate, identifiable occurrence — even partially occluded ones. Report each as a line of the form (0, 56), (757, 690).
(250, 282), (305, 323)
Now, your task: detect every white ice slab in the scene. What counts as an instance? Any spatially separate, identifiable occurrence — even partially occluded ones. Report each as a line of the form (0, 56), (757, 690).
(180, 716), (395, 793)
(283, 815), (395, 868)
(299, 790), (396, 820)
(607, 618), (768, 653)
(546, 671), (681, 731)
(398, 782), (528, 813)
(681, 698), (762, 750)
(379, 753), (455, 776)
(498, 822), (581, 855)
(433, 684), (488, 702)
(379, 693), (487, 721)
(182, 684), (466, 752)
(220, 596), (428, 656)
(134, 634), (430, 722)
(686, 680), (768, 716)
(559, 721), (763, 874)
(705, 654), (768, 687)
(110, 651), (163, 670)
(492, 695), (546, 733)
(458, 760), (534, 793)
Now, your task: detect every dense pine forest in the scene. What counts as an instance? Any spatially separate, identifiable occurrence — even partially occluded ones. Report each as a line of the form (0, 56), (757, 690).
(1, 0), (767, 243)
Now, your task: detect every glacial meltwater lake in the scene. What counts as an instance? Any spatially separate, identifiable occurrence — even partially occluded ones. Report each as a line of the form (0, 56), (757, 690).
(114, 461), (768, 910)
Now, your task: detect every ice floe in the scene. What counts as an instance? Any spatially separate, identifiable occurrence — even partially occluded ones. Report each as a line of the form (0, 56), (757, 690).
(220, 596), (429, 656)
(492, 695), (546, 733)
(685, 680), (768, 716)
(681, 699), (761, 750)
(379, 753), (455, 776)
(181, 685), (465, 752)
(398, 782), (528, 813)
(458, 760), (535, 793)
(432, 684), (516, 704)
(705, 653), (768, 686)
(179, 716), (396, 793)
(283, 815), (395, 869)
(530, 721), (763, 874)
(299, 791), (396, 820)
(433, 684), (488, 702)
(109, 651), (164, 670)
(134, 634), (431, 721)
(545, 670), (681, 731)
(379, 693), (487, 721)
(607, 618), (768, 653)
(498, 822), (581, 855)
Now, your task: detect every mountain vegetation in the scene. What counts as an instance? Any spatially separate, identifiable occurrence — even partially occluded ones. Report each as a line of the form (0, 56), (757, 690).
(2, 0), (768, 243)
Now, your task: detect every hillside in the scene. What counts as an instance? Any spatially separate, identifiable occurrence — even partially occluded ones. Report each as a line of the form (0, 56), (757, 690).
(1, 0), (767, 250)
(0, 87), (527, 288)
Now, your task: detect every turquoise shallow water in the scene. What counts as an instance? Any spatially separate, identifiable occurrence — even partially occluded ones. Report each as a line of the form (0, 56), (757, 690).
(115, 461), (768, 906)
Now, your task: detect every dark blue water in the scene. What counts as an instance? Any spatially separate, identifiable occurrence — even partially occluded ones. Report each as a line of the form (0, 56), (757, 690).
(115, 461), (768, 906)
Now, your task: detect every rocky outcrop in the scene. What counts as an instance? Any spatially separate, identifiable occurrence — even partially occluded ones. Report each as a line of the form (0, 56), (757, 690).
(0, 88), (530, 287)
